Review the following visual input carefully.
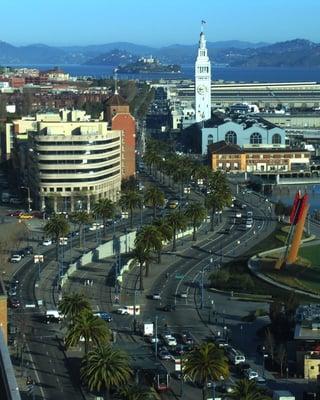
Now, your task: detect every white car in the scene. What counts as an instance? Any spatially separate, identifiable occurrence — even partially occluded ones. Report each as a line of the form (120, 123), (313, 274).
(116, 307), (129, 315)
(245, 368), (259, 380)
(10, 254), (22, 263)
(42, 239), (52, 246)
(89, 223), (104, 231)
(179, 292), (188, 299)
(235, 212), (242, 218)
(151, 293), (161, 300)
(164, 335), (177, 347)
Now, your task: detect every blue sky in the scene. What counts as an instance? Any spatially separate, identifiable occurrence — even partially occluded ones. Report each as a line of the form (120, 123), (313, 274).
(2, 0), (320, 46)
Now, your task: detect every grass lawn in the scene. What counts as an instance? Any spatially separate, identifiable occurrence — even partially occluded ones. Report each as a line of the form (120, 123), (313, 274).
(298, 245), (320, 267)
(260, 256), (320, 295)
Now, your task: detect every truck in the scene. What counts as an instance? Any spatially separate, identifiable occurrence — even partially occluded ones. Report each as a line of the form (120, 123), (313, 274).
(143, 322), (154, 337)
(273, 391), (295, 400)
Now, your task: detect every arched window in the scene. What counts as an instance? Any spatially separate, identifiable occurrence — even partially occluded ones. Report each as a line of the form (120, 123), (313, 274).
(207, 134), (213, 146)
(250, 132), (262, 145)
(225, 131), (237, 144)
(272, 133), (282, 144)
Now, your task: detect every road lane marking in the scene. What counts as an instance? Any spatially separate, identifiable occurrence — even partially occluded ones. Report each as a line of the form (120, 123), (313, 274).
(25, 342), (46, 399)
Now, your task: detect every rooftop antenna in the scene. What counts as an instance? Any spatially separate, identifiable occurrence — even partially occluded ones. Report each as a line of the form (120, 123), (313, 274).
(114, 68), (118, 95)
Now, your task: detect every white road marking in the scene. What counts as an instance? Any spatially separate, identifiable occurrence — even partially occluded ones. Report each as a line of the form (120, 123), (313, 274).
(25, 342), (46, 399)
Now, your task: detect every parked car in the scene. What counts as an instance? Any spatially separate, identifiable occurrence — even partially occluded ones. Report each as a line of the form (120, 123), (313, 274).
(235, 212), (242, 218)
(42, 239), (52, 246)
(10, 254), (22, 263)
(93, 311), (112, 322)
(245, 368), (259, 380)
(179, 292), (188, 299)
(89, 223), (104, 231)
(8, 297), (21, 308)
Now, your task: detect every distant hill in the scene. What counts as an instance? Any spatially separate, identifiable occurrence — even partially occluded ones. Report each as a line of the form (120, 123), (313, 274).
(1, 39), (320, 67)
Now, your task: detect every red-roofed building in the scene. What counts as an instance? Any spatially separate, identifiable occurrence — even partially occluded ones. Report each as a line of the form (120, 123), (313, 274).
(105, 93), (136, 178)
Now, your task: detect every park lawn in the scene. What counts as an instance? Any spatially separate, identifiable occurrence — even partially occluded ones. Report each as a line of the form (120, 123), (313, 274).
(298, 245), (320, 267)
(260, 256), (320, 295)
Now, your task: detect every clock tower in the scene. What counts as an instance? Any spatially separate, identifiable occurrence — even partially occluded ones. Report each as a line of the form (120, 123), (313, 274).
(195, 25), (211, 122)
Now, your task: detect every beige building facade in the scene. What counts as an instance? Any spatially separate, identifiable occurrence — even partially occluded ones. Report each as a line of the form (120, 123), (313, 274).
(28, 120), (122, 212)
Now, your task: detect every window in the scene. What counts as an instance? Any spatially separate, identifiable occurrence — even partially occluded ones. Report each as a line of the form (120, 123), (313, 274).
(250, 132), (262, 145)
(207, 134), (214, 146)
(225, 131), (237, 144)
(272, 133), (282, 144)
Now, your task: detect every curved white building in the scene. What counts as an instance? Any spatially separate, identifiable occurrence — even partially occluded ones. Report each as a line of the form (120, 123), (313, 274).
(28, 119), (122, 212)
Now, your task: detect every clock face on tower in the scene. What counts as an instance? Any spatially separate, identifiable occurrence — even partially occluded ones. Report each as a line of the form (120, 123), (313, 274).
(197, 85), (207, 95)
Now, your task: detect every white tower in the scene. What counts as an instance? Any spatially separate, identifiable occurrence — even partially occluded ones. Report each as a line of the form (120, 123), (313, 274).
(195, 23), (211, 122)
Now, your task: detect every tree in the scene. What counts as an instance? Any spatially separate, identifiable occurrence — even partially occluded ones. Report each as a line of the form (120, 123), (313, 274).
(132, 244), (153, 291)
(71, 211), (92, 248)
(275, 344), (287, 377)
(81, 344), (132, 399)
(183, 342), (229, 400)
(185, 201), (207, 241)
(264, 328), (275, 364)
(92, 198), (115, 237)
(119, 190), (142, 229)
(44, 213), (69, 261)
(144, 186), (165, 219)
(230, 379), (271, 400)
(58, 292), (91, 324)
(65, 310), (110, 355)
(166, 210), (187, 252)
(135, 225), (163, 273)
(152, 218), (173, 263)
(115, 384), (159, 400)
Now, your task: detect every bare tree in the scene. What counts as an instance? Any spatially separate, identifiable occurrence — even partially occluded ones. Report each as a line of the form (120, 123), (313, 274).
(264, 328), (275, 363)
(276, 344), (287, 377)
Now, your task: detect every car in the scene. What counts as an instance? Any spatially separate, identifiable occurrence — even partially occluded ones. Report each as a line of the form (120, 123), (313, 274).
(245, 222), (253, 229)
(23, 246), (33, 255)
(159, 350), (172, 360)
(245, 368), (259, 380)
(10, 254), (22, 263)
(235, 212), (242, 218)
(164, 335), (177, 347)
(247, 211), (253, 218)
(148, 336), (161, 344)
(167, 200), (179, 209)
(59, 237), (68, 245)
(8, 297), (21, 308)
(179, 292), (188, 299)
(161, 304), (176, 312)
(94, 311), (112, 322)
(171, 345), (186, 356)
(89, 223), (104, 231)
(42, 239), (52, 246)
(255, 377), (267, 387)
(116, 307), (130, 315)
(151, 293), (161, 300)
(180, 331), (194, 345)
(215, 338), (229, 348)
(18, 213), (33, 220)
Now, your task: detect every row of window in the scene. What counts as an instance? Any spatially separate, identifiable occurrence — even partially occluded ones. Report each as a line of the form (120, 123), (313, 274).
(40, 162), (120, 175)
(36, 138), (119, 146)
(197, 66), (209, 74)
(41, 169), (120, 183)
(38, 153), (119, 165)
(208, 131), (282, 146)
(37, 145), (120, 155)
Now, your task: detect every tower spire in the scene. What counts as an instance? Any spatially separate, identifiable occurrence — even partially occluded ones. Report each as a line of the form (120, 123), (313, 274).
(201, 19), (206, 33)
(114, 68), (118, 95)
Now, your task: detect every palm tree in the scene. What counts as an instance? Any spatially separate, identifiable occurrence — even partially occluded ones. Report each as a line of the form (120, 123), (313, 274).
(65, 309), (110, 354)
(152, 218), (173, 263)
(44, 213), (69, 262)
(185, 202), (207, 241)
(132, 244), (152, 291)
(144, 186), (165, 219)
(205, 190), (226, 232)
(92, 198), (115, 237)
(81, 344), (132, 399)
(116, 384), (159, 400)
(58, 292), (91, 323)
(166, 210), (187, 252)
(119, 190), (142, 229)
(230, 379), (271, 400)
(71, 211), (92, 248)
(183, 342), (229, 400)
(135, 225), (163, 273)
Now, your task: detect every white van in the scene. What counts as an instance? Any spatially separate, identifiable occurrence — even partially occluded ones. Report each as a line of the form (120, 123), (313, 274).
(45, 310), (64, 323)
(227, 348), (246, 365)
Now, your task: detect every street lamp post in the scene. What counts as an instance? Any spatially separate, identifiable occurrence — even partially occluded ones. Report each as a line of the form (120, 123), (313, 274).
(155, 315), (158, 359)
(21, 186), (31, 213)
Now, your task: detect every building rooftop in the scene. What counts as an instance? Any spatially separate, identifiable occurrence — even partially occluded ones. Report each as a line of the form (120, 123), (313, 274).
(105, 93), (128, 107)
(203, 113), (278, 131)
